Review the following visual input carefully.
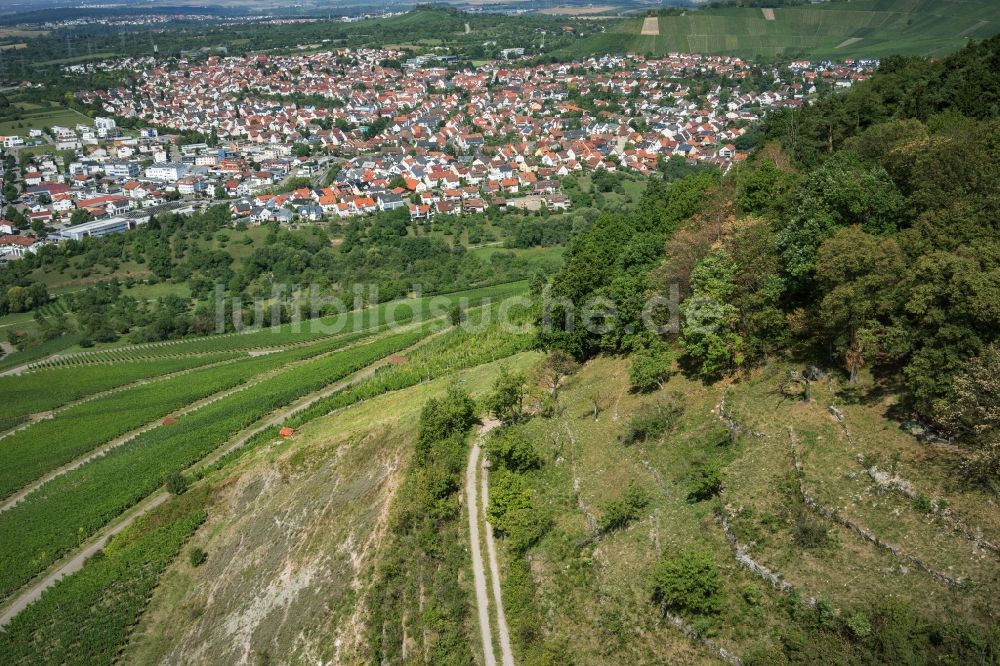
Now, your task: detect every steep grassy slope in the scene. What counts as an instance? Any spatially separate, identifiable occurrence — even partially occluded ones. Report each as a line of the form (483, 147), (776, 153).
(564, 0), (999, 59)
(485, 357), (1000, 663)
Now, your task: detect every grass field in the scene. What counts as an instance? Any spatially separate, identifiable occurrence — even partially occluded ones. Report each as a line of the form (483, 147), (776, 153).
(564, 0), (1000, 60)
(0, 108), (92, 137)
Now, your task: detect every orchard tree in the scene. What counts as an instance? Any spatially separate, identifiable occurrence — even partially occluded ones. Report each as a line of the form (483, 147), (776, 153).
(539, 349), (579, 400)
(485, 366), (528, 423)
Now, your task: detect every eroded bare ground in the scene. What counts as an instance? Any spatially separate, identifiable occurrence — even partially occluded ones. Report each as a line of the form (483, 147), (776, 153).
(124, 422), (408, 666)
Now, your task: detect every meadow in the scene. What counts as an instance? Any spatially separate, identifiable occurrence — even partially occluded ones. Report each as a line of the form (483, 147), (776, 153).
(0, 107), (93, 137)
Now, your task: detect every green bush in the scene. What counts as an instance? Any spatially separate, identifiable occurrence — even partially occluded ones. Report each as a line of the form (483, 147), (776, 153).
(164, 471), (190, 495)
(629, 344), (673, 392)
(486, 428), (541, 472)
(598, 483), (650, 533)
(188, 546), (207, 567)
(488, 469), (550, 554)
(620, 396), (683, 445)
(686, 459), (723, 502)
(650, 549), (723, 617)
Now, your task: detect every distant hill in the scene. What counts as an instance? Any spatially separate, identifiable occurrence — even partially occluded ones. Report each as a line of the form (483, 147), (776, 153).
(560, 0), (999, 60)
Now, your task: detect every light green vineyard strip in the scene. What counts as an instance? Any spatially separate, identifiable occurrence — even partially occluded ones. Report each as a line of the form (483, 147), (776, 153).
(0, 353), (241, 427)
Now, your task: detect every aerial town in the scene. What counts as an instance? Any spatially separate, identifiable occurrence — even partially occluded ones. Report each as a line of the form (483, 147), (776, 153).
(0, 49), (873, 261)
(2, 3), (999, 664)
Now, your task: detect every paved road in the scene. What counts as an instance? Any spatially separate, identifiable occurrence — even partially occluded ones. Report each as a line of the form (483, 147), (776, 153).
(466, 418), (514, 666)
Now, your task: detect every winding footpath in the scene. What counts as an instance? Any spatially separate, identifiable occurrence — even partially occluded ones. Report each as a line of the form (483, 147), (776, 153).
(466, 418), (515, 666)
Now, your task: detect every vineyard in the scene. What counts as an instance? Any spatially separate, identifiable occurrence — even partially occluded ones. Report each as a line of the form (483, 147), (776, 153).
(0, 323), (389, 501)
(0, 306), (537, 661)
(0, 488), (209, 665)
(0, 323), (436, 600)
(0, 284), (526, 503)
(0, 281), (531, 654)
(23, 281), (527, 369)
(1, 353), (240, 427)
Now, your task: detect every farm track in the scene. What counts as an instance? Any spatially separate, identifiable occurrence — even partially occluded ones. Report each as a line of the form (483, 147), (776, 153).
(466, 418), (514, 666)
(0, 326), (447, 627)
(0, 321), (425, 513)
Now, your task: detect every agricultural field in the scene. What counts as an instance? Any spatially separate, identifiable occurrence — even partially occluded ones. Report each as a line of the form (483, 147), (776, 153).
(564, 0), (1000, 59)
(0, 300), (538, 663)
(0, 282), (529, 622)
(0, 107), (93, 137)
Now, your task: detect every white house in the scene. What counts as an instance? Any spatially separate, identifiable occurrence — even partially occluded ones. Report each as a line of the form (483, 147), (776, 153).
(145, 162), (189, 182)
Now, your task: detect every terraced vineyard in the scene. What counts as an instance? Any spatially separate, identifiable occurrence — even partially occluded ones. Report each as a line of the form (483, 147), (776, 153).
(1, 353), (241, 427)
(25, 281), (527, 369)
(0, 323), (436, 600)
(0, 282), (530, 621)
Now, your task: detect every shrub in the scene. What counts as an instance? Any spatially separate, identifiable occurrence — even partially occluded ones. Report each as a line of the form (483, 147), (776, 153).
(650, 549), (723, 617)
(629, 345), (673, 392)
(793, 512), (831, 549)
(846, 611), (872, 639)
(686, 459), (723, 502)
(448, 303), (463, 327)
(79, 338), (94, 348)
(488, 469), (550, 554)
(188, 546), (207, 567)
(619, 396), (684, 445)
(598, 483), (650, 533)
(913, 493), (933, 513)
(416, 383), (475, 461)
(484, 366), (528, 423)
(164, 471), (190, 495)
(486, 428), (541, 472)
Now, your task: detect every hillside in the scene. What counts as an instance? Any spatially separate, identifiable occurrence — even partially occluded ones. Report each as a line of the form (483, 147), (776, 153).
(562, 0), (999, 60)
(0, 17), (998, 666)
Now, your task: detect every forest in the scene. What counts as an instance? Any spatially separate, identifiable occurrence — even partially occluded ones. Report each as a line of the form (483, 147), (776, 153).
(540, 34), (1000, 487)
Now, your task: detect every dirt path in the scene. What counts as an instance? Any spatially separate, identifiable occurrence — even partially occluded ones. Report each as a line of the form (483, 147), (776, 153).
(465, 418), (514, 666)
(466, 426), (497, 666)
(0, 332), (447, 627)
(480, 420), (515, 666)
